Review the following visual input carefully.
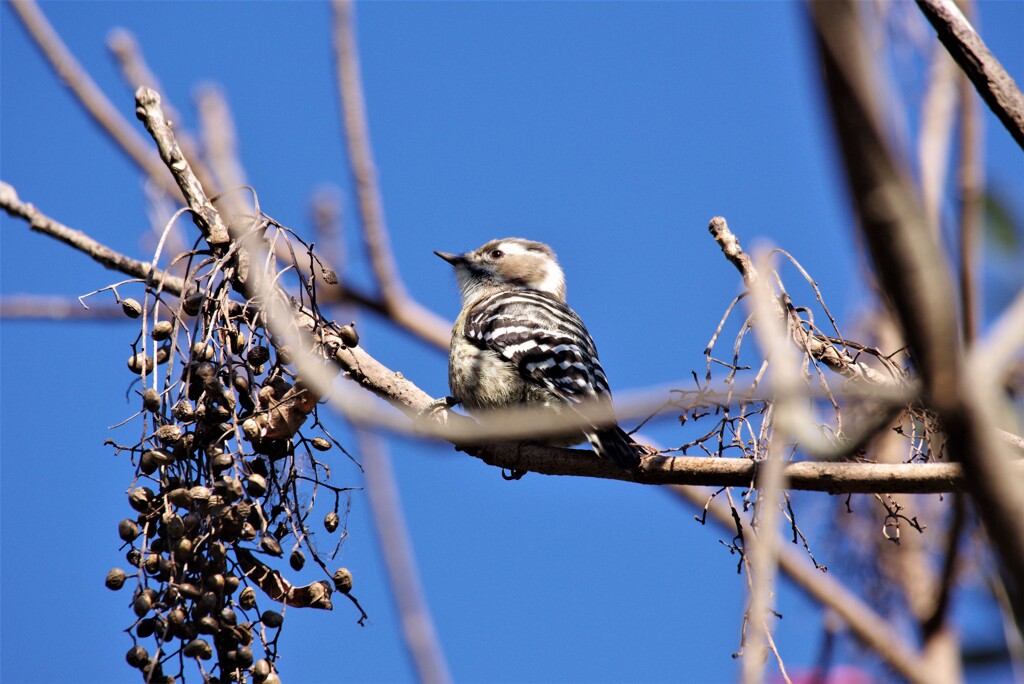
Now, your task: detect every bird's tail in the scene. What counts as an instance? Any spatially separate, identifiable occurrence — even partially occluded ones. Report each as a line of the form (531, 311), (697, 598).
(587, 426), (642, 472)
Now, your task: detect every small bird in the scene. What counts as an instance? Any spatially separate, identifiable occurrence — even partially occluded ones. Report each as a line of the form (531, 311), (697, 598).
(435, 238), (641, 471)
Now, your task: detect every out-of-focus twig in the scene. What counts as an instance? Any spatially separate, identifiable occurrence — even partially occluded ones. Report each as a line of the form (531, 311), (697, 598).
(331, 0), (451, 350)
(957, 69), (983, 343)
(0, 295), (122, 320)
(915, 0), (1024, 150)
(670, 485), (930, 683)
(106, 28), (220, 197)
(8, 1), (183, 200)
(918, 47), (959, 234)
(356, 429), (452, 684)
(811, 0), (1024, 631)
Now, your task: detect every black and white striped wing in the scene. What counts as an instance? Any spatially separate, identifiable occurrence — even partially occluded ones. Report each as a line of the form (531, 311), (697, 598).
(464, 290), (611, 404)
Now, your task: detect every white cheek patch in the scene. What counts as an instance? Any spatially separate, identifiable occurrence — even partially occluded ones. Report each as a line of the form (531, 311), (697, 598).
(535, 262), (566, 298)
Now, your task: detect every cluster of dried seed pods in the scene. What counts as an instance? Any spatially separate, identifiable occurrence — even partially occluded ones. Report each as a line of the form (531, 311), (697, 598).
(109, 263), (363, 683)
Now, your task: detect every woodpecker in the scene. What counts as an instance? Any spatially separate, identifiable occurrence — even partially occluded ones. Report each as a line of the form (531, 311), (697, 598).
(435, 238), (641, 471)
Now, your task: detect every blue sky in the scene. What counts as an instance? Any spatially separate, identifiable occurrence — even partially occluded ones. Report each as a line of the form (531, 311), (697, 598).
(2, 2), (1022, 683)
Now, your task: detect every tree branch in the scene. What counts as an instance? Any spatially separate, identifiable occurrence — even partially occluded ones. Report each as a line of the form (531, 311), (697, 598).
(0, 180), (186, 295)
(915, 0), (1024, 150)
(8, 0), (183, 199)
(810, 0), (1024, 630)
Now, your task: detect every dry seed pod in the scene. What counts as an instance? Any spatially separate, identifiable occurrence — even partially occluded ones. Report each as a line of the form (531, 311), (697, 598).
(192, 342), (215, 362)
(310, 437), (332, 451)
(133, 592), (153, 617)
(245, 474), (267, 498)
(242, 418), (261, 440)
(239, 586), (256, 610)
(197, 616), (219, 634)
(118, 518), (140, 542)
(155, 424), (182, 445)
(136, 617), (156, 639)
(322, 267), (338, 285)
(155, 345), (170, 365)
(289, 549), (305, 571)
(323, 511), (339, 533)
(125, 645), (149, 669)
(332, 567), (353, 594)
(247, 346), (270, 367)
(176, 582), (201, 600)
(239, 522), (257, 541)
(224, 573), (240, 594)
(151, 320), (173, 341)
(127, 353), (154, 374)
(233, 623), (253, 646)
(128, 487), (155, 513)
(252, 659), (272, 682)
(182, 639), (213, 660)
(172, 399), (195, 422)
(211, 452), (234, 473)
(167, 487), (193, 509)
(121, 298), (142, 318)
(220, 606), (238, 627)
(339, 323), (359, 347)
(235, 645), (254, 668)
(142, 388), (160, 413)
(189, 486), (212, 504)
(174, 538), (193, 559)
(182, 292), (204, 316)
(105, 568), (127, 590)
(260, 536), (283, 557)
(260, 610), (284, 629)
(144, 449), (174, 467)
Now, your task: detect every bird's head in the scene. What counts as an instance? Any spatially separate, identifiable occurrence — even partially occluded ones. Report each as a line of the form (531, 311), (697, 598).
(435, 238), (566, 304)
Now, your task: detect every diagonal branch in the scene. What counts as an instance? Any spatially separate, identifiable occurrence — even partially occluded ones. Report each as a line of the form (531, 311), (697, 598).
(810, 0), (1024, 631)
(8, 0), (183, 200)
(915, 0), (1024, 150)
(0, 180), (186, 294)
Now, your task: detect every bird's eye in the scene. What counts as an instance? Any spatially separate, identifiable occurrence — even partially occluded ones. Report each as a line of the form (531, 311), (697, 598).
(489, 249), (504, 260)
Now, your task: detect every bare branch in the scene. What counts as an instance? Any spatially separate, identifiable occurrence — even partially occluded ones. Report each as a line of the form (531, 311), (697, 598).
(330, 0), (452, 350)
(0, 180), (186, 295)
(915, 0), (1024, 150)
(134, 88), (231, 246)
(0, 295), (121, 320)
(8, 0), (182, 199)
(811, 0), (1024, 629)
(356, 429), (452, 684)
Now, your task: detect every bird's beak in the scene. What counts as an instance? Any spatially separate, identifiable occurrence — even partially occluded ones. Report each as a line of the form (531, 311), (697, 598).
(434, 250), (462, 266)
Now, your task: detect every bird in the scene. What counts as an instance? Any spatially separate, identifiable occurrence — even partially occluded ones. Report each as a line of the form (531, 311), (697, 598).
(435, 237), (641, 471)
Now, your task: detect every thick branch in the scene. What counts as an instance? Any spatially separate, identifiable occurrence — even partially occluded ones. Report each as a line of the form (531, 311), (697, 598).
(915, 0), (1024, 150)
(811, 0), (1024, 628)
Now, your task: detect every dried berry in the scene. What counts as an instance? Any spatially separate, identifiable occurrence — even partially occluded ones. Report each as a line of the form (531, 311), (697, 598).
(339, 323), (359, 347)
(127, 353), (154, 375)
(105, 568), (127, 590)
(151, 320), (173, 341)
(324, 511), (340, 533)
(172, 399), (195, 422)
(155, 424), (182, 445)
(260, 536), (283, 557)
(128, 487), (155, 513)
(182, 292), (204, 316)
(332, 567), (353, 594)
(167, 487), (193, 509)
(289, 549), (305, 571)
(247, 346), (270, 367)
(142, 388), (160, 412)
(121, 298), (142, 319)
(239, 586), (256, 610)
(118, 518), (140, 542)
(260, 610), (284, 628)
(133, 592), (153, 617)
(245, 474), (267, 498)
(310, 437), (332, 451)
(125, 645), (149, 669)
(252, 659), (272, 682)
(182, 639), (213, 660)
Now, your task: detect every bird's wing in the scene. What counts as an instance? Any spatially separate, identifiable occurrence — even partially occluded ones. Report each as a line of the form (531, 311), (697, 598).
(464, 289), (611, 404)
